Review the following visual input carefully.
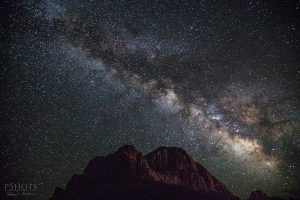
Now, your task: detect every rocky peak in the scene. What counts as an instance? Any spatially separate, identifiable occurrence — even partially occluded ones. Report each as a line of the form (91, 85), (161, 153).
(50, 145), (240, 200)
(116, 144), (142, 161)
(248, 190), (286, 200)
(142, 146), (229, 194)
(249, 190), (270, 200)
(144, 146), (198, 173)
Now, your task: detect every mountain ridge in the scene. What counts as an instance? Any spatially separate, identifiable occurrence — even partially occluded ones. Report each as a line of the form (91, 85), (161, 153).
(49, 145), (293, 200)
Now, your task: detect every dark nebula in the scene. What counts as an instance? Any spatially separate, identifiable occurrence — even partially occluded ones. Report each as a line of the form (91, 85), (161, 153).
(2, 0), (300, 199)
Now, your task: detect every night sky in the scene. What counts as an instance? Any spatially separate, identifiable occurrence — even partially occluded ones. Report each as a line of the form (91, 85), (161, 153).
(2, 0), (300, 199)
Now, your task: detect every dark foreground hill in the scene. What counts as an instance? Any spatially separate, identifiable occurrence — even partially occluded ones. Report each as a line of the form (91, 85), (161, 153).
(49, 145), (294, 200)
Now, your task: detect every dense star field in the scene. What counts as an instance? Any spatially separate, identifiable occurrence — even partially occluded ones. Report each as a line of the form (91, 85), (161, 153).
(2, 0), (300, 199)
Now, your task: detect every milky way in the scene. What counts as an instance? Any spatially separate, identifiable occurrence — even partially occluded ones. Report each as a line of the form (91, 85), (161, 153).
(2, 0), (300, 199)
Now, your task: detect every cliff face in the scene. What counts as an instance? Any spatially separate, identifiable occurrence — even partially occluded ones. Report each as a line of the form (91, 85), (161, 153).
(142, 146), (230, 193)
(50, 145), (241, 200)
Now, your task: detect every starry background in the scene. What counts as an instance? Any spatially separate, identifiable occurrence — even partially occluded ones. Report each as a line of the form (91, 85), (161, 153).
(2, 0), (300, 199)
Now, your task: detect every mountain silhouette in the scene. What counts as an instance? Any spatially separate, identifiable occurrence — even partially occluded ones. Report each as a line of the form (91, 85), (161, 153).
(49, 145), (292, 200)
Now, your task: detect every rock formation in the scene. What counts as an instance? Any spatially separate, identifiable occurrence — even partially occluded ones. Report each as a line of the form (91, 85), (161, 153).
(50, 145), (240, 200)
